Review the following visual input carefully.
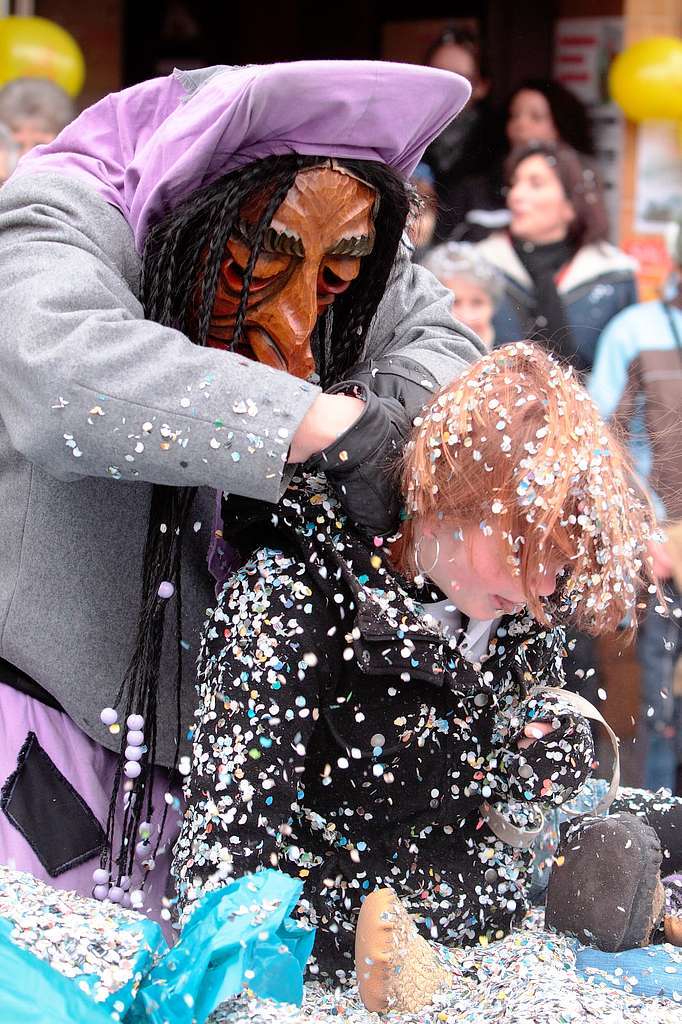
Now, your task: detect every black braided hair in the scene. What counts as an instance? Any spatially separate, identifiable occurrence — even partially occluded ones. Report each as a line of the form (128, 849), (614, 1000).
(317, 158), (412, 382)
(103, 153), (413, 888)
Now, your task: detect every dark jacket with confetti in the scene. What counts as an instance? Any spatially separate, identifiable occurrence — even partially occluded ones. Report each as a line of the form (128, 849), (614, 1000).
(173, 477), (593, 974)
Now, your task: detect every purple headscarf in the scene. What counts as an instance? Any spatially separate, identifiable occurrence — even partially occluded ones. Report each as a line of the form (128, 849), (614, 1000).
(14, 60), (470, 252)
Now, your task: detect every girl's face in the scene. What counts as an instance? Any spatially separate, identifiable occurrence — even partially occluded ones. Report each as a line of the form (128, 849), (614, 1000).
(414, 517), (563, 621)
(507, 89), (558, 148)
(507, 154), (575, 245)
(443, 275), (495, 349)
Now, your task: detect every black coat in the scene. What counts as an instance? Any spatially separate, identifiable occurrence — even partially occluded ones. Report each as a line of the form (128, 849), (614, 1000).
(173, 477), (592, 975)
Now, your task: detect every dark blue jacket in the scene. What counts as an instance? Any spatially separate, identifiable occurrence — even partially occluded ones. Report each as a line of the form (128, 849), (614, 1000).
(476, 232), (638, 371)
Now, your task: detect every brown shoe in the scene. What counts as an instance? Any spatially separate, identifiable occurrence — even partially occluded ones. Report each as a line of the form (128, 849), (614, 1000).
(355, 888), (449, 1013)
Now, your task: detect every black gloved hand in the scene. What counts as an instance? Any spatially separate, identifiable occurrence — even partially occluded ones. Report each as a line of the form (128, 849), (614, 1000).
(305, 355), (436, 537)
(497, 703), (595, 807)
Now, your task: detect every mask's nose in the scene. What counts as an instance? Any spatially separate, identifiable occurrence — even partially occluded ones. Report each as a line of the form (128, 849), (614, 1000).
(249, 263), (320, 380)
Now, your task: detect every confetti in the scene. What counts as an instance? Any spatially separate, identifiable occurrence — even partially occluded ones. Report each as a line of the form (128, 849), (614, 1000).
(0, 865), (149, 1004)
(206, 908), (682, 1024)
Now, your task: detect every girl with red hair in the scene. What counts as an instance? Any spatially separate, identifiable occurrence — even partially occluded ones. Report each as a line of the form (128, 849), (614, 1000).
(173, 343), (682, 1007)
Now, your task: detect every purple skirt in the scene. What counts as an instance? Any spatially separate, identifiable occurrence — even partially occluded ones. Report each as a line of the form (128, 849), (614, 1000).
(0, 682), (183, 938)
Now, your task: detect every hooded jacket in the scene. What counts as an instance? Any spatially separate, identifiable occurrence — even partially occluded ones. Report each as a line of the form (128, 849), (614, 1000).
(173, 477), (593, 967)
(476, 232), (638, 370)
(0, 64), (484, 764)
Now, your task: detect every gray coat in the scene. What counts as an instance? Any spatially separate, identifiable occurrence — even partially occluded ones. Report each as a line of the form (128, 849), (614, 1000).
(0, 172), (484, 764)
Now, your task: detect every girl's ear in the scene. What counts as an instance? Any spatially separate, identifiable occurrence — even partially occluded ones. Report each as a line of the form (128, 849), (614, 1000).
(419, 513), (441, 541)
(387, 529), (409, 571)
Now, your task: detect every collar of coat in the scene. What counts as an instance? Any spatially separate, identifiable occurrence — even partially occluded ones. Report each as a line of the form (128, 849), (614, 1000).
(476, 231), (637, 296)
(222, 474), (562, 691)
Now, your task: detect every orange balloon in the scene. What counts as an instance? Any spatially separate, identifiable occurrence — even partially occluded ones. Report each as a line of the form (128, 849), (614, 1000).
(0, 16), (85, 97)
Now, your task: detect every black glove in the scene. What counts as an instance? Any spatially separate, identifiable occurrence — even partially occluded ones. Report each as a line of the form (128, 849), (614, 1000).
(305, 356), (436, 537)
(496, 702), (595, 807)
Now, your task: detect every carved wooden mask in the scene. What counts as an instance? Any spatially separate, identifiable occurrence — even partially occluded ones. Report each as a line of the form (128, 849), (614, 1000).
(207, 166), (376, 379)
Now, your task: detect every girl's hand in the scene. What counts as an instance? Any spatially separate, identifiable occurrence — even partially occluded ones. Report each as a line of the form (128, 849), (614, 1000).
(491, 703), (594, 806)
(517, 720), (556, 750)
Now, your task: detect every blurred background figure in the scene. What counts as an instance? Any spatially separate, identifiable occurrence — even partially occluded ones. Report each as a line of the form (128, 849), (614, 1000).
(442, 77), (596, 245)
(407, 161), (438, 260)
(0, 78), (75, 156)
(423, 27), (505, 244)
(421, 241), (502, 349)
(590, 224), (682, 795)
(0, 124), (19, 186)
(506, 78), (595, 157)
(476, 141), (637, 375)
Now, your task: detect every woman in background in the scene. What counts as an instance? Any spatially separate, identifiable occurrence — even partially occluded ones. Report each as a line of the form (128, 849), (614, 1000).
(448, 78), (595, 244)
(506, 78), (595, 157)
(475, 142), (637, 701)
(424, 27), (504, 244)
(476, 142), (636, 374)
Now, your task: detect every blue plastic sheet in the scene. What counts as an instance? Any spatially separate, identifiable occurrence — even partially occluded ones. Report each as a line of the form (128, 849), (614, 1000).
(131, 870), (314, 1023)
(0, 870), (314, 1024)
(575, 941), (682, 1000)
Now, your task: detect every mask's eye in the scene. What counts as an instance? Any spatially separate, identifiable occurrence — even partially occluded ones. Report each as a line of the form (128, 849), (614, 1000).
(222, 258), (245, 291)
(221, 234), (291, 296)
(222, 257), (275, 294)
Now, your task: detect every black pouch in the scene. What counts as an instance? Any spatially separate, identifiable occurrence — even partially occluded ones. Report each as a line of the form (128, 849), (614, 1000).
(1, 731), (106, 876)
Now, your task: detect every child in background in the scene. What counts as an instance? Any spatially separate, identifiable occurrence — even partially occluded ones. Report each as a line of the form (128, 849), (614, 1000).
(590, 224), (682, 793)
(422, 241), (503, 349)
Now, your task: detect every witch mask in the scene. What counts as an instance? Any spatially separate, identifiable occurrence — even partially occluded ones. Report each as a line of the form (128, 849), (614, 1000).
(206, 166), (377, 379)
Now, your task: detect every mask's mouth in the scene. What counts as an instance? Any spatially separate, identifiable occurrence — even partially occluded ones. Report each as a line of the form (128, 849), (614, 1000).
(208, 324), (316, 380)
(244, 325), (288, 371)
(243, 325), (317, 380)
(210, 328), (285, 371)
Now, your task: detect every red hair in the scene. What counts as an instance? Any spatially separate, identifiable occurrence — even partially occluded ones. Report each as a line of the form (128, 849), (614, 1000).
(396, 343), (657, 634)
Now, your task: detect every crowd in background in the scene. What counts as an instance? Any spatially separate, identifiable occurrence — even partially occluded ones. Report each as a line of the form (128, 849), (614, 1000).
(0, 37), (679, 796)
(411, 27), (682, 797)
(0, 76), (73, 182)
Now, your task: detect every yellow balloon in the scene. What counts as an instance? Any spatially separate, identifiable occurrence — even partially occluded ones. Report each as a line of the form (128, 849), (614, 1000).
(0, 16), (85, 98)
(609, 36), (682, 122)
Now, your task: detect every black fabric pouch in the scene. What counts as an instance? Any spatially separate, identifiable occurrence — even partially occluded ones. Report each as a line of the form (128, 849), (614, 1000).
(1, 731), (106, 876)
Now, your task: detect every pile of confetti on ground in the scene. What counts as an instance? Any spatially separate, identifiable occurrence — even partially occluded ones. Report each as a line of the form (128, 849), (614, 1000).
(0, 864), (156, 1005)
(1, 866), (679, 1022)
(208, 909), (682, 1024)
